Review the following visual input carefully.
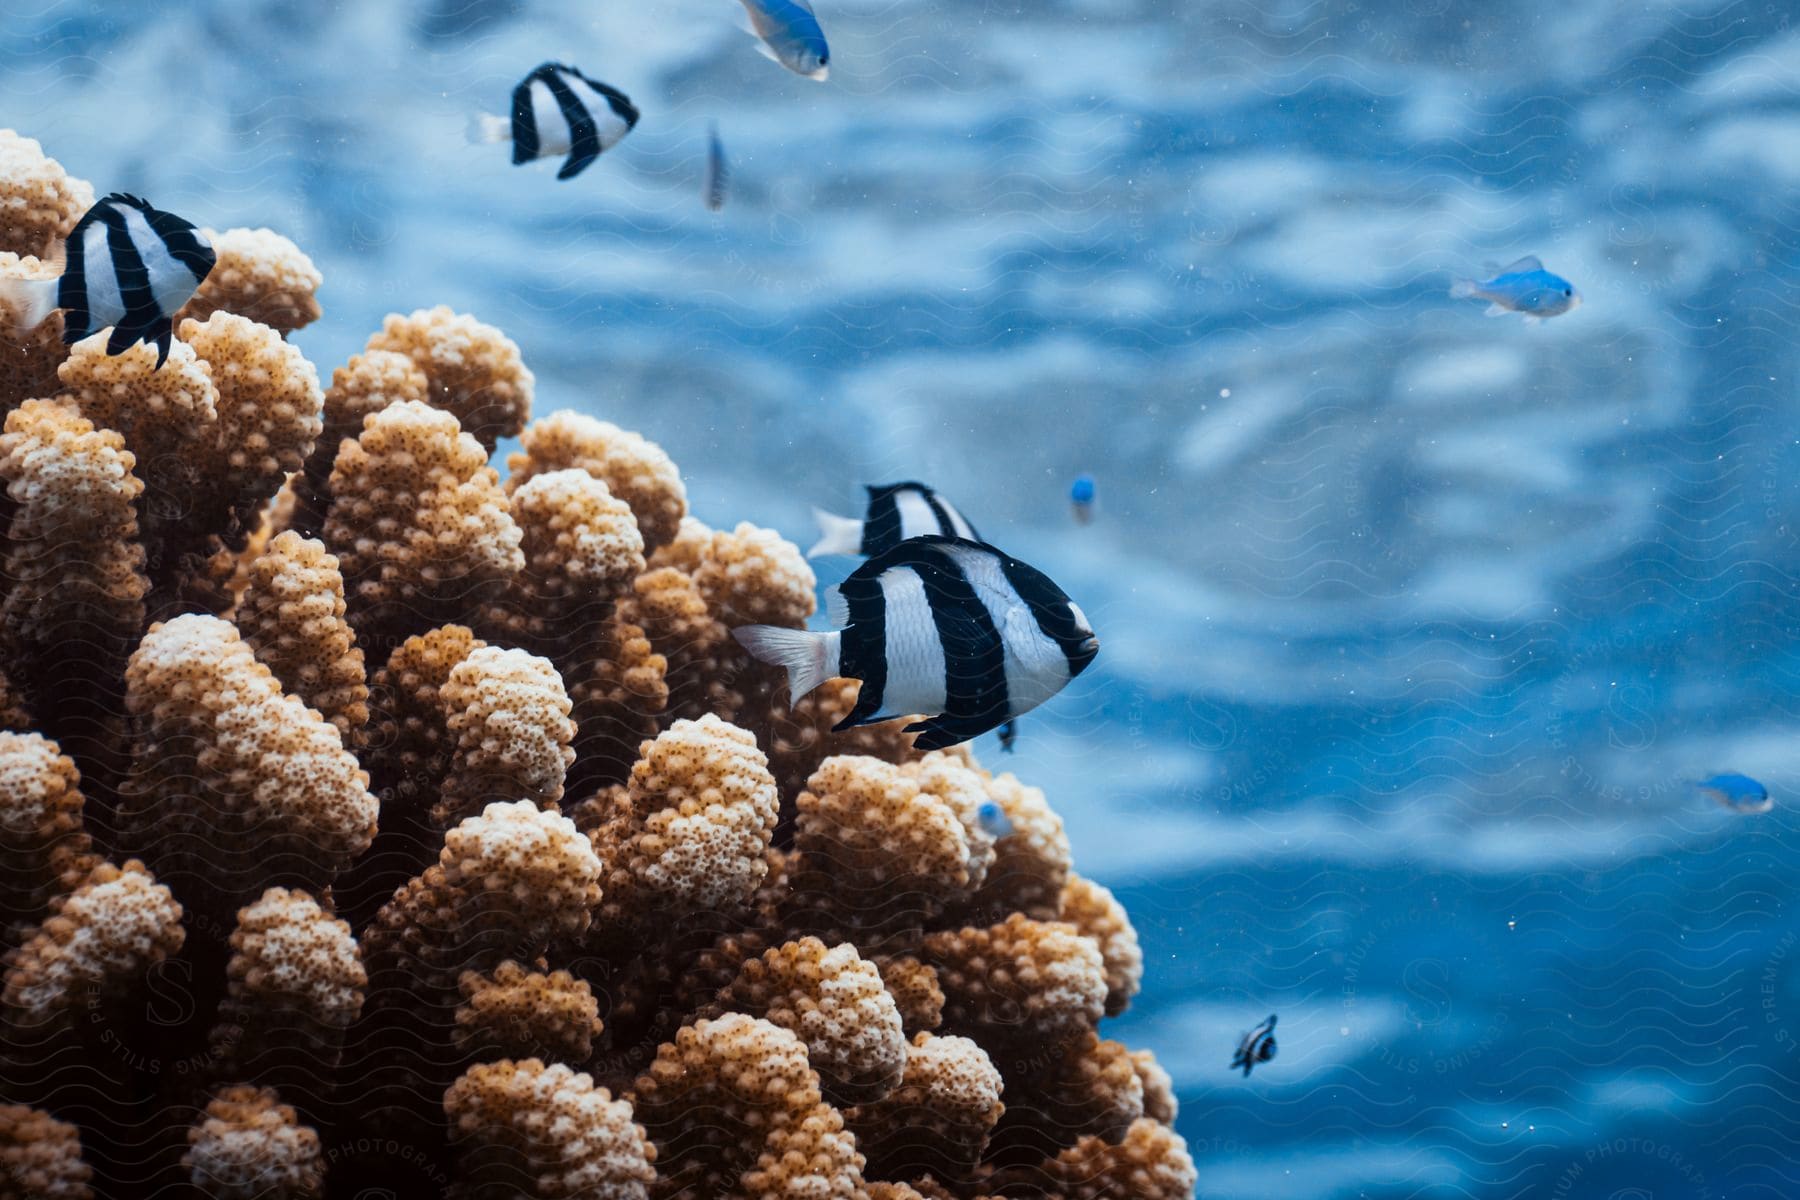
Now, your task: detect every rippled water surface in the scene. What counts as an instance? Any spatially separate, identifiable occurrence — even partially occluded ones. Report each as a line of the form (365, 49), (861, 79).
(7, 0), (1798, 1194)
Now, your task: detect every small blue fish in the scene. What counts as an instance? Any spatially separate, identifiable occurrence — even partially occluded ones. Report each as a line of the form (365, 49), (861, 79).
(998, 719), (1018, 753)
(976, 799), (1013, 839)
(1232, 1013), (1277, 1077)
(1696, 772), (1772, 814)
(735, 0), (830, 80)
(1450, 256), (1581, 324)
(1070, 473), (1096, 525)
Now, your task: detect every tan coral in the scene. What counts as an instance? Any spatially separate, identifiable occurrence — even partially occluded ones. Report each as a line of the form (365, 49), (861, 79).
(715, 936), (907, 1105)
(366, 306), (533, 453)
(1046, 1118), (1197, 1200)
(288, 348), (431, 538)
(564, 614), (668, 792)
(179, 311), (324, 546)
(364, 624), (486, 814)
(787, 755), (987, 949)
(920, 914), (1107, 1058)
(430, 646), (575, 828)
(453, 960), (602, 1064)
(182, 1086), (323, 1200)
(1131, 1049), (1177, 1125)
(0, 1103), (93, 1198)
(488, 467), (645, 656)
(178, 227), (324, 335)
(0, 399), (148, 680)
(0, 732), (97, 938)
(506, 411), (687, 552)
(121, 613), (378, 896)
(631, 1013), (867, 1199)
(876, 955), (945, 1036)
(211, 887), (365, 1085)
(0, 130), (93, 257)
(847, 1032), (1004, 1185)
(0, 663), (29, 732)
(444, 1059), (655, 1200)
(1058, 874), (1142, 1018)
(322, 399), (522, 639)
(586, 715), (779, 940)
(236, 531), (369, 738)
(364, 800), (601, 994)
(1, 859), (184, 1029)
(617, 566), (735, 721)
(0, 252), (65, 414)
(688, 521), (817, 629)
(962, 773), (1071, 925)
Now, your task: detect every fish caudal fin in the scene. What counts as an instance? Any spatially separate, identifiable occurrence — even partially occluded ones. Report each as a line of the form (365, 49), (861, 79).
(807, 508), (864, 558)
(466, 112), (511, 145)
(0, 275), (57, 332)
(732, 625), (834, 701)
(1449, 279), (1478, 300)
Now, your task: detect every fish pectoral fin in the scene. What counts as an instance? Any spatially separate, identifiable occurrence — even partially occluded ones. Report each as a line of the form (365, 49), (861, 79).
(752, 39), (783, 63)
(1483, 303), (1510, 317)
(903, 715), (993, 752)
(1520, 313), (1542, 326)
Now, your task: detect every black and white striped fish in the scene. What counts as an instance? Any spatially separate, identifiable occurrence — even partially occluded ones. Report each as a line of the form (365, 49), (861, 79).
(732, 535), (1098, 751)
(469, 63), (640, 181)
(703, 121), (728, 212)
(1232, 1014), (1277, 1077)
(0, 193), (214, 369)
(808, 482), (980, 559)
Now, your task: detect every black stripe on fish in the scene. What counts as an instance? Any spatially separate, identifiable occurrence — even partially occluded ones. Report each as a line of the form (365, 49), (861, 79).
(510, 68), (543, 165)
(537, 67), (602, 180)
(60, 194), (210, 368)
(830, 536), (1011, 749)
(834, 564), (891, 727)
(57, 203), (94, 343)
(859, 482), (980, 556)
(999, 554), (1098, 678)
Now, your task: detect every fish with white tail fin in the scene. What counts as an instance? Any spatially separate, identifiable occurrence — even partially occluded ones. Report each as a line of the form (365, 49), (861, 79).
(733, 535), (1097, 751)
(0, 193), (214, 369)
(735, 0), (830, 80)
(808, 482), (980, 559)
(469, 63), (639, 180)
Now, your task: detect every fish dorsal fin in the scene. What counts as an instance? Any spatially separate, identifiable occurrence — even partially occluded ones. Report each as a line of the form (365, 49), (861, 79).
(824, 584), (849, 626)
(1496, 255), (1542, 275)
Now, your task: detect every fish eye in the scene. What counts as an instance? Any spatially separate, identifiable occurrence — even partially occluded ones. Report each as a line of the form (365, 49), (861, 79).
(1562, 287), (1571, 296)
(818, 52), (829, 64)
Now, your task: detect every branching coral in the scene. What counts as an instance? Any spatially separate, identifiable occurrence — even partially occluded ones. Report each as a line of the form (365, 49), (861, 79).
(445, 1059), (655, 1199)
(365, 306), (533, 454)
(177, 227), (323, 336)
(0, 140), (1191, 1198)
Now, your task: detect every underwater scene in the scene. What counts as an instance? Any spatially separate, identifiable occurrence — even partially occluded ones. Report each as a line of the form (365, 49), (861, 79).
(1, 0), (1797, 1196)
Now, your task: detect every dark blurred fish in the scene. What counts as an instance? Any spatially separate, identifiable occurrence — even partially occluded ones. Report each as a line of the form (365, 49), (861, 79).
(998, 719), (1017, 753)
(0, 192), (214, 369)
(733, 535), (1098, 750)
(1070, 473), (1096, 524)
(704, 121), (729, 212)
(735, 0), (830, 80)
(469, 62), (639, 180)
(1450, 255), (1580, 324)
(809, 482), (979, 559)
(1232, 1013), (1277, 1077)
(1696, 772), (1771, 814)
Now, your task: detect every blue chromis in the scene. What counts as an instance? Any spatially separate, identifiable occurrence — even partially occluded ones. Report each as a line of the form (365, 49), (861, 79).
(976, 799), (1014, 839)
(735, 0), (830, 80)
(1232, 1013), (1277, 1077)
(704, 121), (728, 213)
(1070, 473), (1096, 525)
(1696, 772), (1772, 814)
(1450, 256), (1581, 324)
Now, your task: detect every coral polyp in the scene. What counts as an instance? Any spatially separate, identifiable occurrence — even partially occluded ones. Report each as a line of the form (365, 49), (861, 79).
(0, 132), (1193, 1199)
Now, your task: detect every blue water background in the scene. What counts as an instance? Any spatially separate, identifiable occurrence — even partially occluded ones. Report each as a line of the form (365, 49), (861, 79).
(5, 1), (1799, 1195)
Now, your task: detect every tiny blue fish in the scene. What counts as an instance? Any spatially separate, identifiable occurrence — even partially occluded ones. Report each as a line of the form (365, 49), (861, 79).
(704, 121), (728, 212)
(1232, 1013), (1277, 1077)
(1450, 256), (1581, 324)
(1696, 772), (1772, 814)
(1070, 473), (1096, 525)
(735, 0), (830, 80)
(976, 799), (1013, 839)
(998, 719), (1018, 753)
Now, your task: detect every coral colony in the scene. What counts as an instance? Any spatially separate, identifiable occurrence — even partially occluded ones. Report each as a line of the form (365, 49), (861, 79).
(0, 129), (1195, 1198)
